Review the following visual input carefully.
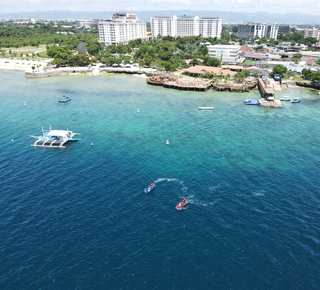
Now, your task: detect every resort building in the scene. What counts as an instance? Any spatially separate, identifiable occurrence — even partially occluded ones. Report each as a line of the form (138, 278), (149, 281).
(99, 13), (147, 45)
(304, 27), (320, 40)
(237, 23), (289, 40)
(150, 15), (222, 38)
(207, 45), (241, 63)
(77, 20), (94, 29)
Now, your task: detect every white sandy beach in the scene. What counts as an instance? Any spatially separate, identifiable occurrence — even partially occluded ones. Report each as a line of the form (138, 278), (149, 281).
(0, 58), (49, 72)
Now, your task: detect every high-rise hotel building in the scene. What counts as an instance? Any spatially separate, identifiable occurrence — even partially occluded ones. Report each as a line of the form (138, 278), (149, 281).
(99, 13), (147, 45)
(150, 15), (222, 38)
(237, 23), (290, 40)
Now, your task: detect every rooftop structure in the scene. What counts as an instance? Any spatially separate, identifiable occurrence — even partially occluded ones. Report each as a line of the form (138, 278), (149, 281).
(150, 15), (222, 38)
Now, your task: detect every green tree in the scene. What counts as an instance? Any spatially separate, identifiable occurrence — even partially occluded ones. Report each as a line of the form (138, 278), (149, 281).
(272, 65), (287, 77)
(202, 56), (221, 67)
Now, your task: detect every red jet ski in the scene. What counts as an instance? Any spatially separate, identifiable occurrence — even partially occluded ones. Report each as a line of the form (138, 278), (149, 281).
(176, 199), (188, 210)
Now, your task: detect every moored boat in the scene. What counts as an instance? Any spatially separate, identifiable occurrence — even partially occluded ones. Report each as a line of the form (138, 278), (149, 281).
(198, 107), (214, 110)
(30, 125), (80, 148)
(59, 95), (71, 102)
(292, 98), (301, 103)
(280, 96), (291, 101)
(244, 99), (259, 105)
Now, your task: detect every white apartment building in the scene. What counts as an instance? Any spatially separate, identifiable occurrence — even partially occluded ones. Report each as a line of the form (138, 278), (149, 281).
(150, 15), (222, 38)
(238, 23), (281, 40)
(305, 27), (320, 40)
(207, 45), (241, 63)
(99, 13), (147, 45)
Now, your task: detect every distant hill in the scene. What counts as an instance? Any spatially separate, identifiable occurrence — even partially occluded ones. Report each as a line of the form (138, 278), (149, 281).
(1, 10), (320, 24)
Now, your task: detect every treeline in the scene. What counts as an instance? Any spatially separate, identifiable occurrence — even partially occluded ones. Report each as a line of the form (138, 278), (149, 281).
(85, 36), (226, 71)
(46, 46), (90, 67)
(0, 22), (99, 48)
(302, 68), (320, 82)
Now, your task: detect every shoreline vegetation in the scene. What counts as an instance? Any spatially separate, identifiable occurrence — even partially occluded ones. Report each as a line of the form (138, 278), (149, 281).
(0, 57), (316, 92)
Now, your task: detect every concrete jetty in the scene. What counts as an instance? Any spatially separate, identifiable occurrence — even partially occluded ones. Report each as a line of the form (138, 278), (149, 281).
(257, 78), (281, 108)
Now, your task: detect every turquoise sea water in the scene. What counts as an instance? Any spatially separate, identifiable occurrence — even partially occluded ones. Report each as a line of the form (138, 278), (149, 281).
(0, 71), (320, 288)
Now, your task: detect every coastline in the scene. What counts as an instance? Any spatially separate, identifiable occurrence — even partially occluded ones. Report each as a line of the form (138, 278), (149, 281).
(0, 58), (315, 92)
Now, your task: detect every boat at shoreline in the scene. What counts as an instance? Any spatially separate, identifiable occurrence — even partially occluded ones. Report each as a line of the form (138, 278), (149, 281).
(244, 99), (259, 105)
(280, 96), (291, 101)
(292, 98), (301, 103)
(30, 125), (80, 148)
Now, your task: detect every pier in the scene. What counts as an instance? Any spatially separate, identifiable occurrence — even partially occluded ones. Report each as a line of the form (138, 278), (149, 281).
(257, 78), (281, 108)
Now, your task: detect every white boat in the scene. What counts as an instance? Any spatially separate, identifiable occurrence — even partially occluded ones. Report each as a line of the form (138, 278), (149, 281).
(30, 126), (80, 148)
(198, 107), (214, 110)
(280, 96), (291, 101)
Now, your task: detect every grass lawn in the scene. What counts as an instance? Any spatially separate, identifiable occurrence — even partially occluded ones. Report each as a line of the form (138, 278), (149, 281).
(3, 45), (47, 54)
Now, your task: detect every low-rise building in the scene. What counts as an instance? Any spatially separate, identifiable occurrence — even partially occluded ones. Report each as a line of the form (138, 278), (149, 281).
(77, 20), (94, 29)
(207, 45), (241, 63)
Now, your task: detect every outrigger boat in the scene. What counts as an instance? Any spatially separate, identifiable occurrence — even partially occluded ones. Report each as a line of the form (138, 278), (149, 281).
(176, 199), (188, 210)
(30, 125), (80, 148)
(59, 95), (71, 102)
(146, 183), (156, 192)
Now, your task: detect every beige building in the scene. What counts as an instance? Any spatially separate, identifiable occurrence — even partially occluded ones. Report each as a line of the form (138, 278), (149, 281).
(305, 27), (320, 40)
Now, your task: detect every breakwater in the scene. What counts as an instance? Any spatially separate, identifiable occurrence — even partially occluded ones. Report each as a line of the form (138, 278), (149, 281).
(296, 81), (320, 90)
(212, 81), (257, 92)
(147, 75), (211, 91)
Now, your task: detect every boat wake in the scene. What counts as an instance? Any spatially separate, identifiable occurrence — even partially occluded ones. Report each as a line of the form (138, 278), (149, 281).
(153, 178), (188, 193)
(185, 195), (218, 207)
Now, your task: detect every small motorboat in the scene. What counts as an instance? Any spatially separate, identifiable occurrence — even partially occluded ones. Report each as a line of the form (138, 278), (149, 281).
(176, 199), (188, 210)
(244, 99), (259, 105)
(146, 183), (156, 193)
(59, 95), (71, 102)
(280, 96), (291, 101)
(198, 107), (214, 110)
(292, 98), (301, 103)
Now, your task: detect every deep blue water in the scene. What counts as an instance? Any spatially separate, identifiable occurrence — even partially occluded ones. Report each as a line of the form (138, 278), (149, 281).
(0, 71), (320, 289)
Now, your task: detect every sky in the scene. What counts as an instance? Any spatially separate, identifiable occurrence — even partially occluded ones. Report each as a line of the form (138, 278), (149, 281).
(1, 0), (320, 16)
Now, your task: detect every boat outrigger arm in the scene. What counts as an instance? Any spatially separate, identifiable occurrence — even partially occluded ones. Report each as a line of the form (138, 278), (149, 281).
(30, 126), (80, 148)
